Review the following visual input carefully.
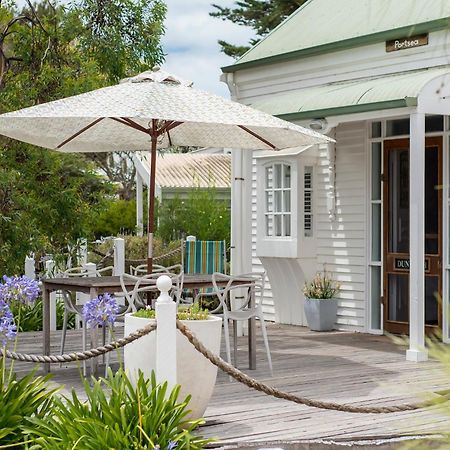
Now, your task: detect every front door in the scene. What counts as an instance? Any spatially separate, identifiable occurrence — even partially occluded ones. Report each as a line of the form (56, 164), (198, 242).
(383, 137), (442, 335)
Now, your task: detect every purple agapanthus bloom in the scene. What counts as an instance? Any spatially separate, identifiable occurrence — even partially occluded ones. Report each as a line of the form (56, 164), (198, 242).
(82, 293), (119, 327)
(0, 299), (16, 346)
(0, 275), (40, 305)
(167, 441), (178, 450)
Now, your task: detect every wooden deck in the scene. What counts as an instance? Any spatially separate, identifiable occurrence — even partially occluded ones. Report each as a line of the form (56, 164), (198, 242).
(8, 323), (450, 446)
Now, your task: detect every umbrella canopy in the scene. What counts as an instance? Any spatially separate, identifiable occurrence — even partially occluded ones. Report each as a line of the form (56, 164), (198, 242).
(0, 68), (333, 271)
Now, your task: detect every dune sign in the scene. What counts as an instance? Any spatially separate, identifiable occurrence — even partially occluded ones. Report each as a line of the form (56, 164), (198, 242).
(386, 34), (429, 52)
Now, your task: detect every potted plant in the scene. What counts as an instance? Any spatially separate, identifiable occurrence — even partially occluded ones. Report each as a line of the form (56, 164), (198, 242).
(124, 304), (222, 420)
(303, 270), (340, 331)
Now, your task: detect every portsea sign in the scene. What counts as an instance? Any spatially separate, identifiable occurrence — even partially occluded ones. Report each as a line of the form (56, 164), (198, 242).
(386, 34), (429, 52)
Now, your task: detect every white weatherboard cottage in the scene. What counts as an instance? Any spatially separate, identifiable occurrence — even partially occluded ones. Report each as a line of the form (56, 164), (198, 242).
(223, 0), (450, 361)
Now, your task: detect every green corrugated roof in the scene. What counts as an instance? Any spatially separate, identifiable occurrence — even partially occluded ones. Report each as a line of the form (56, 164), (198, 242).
(248, 67), (450, 120)
(223, 0), (450, 72)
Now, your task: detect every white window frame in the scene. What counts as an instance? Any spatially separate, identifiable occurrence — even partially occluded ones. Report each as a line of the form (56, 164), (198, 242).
(263, 162), (292, 238)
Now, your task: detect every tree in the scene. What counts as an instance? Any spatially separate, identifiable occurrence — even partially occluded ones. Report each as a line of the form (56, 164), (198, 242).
(210, 0), (307, 58)
(0, 0), (166, 273)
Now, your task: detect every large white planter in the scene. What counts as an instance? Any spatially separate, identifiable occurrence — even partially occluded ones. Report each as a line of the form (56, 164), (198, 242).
(124, 313), (222, 419)
(304, 298), (338, 331)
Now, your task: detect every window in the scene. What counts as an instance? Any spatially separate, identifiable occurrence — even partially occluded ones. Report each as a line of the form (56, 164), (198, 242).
(304, 166), (313, 237)
(264, 163), (291, 237)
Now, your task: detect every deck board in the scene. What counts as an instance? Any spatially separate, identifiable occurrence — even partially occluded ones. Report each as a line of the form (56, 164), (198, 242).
(7, 323), (450, 445)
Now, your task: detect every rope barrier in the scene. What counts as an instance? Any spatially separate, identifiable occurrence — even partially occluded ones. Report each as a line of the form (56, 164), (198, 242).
(4, 323), (156, 364)
(2, 315), (443, 415)
(175, 320), (439, 415)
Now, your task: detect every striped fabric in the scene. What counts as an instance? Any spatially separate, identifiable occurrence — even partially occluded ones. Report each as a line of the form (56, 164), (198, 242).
(184, 240), (226, 274)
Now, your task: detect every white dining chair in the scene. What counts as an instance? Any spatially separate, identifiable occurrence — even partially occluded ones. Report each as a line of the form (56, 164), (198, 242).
(212, 271), (273, 376)
(129, 263), (167, 276)
(120, 268), (184, 310)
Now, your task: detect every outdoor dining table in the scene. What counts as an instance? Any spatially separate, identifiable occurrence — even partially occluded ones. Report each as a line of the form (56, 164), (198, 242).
(41, 274), (257, 374)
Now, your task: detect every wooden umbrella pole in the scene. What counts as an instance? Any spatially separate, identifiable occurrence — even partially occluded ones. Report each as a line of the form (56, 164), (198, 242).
(147, 121), (158, 274)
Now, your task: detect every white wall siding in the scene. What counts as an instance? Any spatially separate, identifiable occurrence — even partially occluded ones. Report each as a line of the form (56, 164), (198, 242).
(251, 161), (276, 321)
(316, 121), (367, 331)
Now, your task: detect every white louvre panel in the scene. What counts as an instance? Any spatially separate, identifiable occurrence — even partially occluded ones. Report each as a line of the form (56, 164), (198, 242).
(316, 121), (367, 331)
(304, 166), (313, 237)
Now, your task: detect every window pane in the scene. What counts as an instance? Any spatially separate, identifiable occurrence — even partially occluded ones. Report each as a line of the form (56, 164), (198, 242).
(371, 204), (381, 262)
(274, 191), (282, 212)
(274, 215), (282, 236)
(371, 122), (381, 138)
(265, 166), (273, 189)
(371, 142), (381, 201)
(284, 214), (291, 236)
(265, 215), (273, 236)
(370, 267), (381, 330)
(425, 115), (444, 132)
(274, 164), (282, 188)
(386, 118), (409, 137)
(283, 164), (291, 188)
(283, 190), (291, 213)
(265, 191), (273, 212)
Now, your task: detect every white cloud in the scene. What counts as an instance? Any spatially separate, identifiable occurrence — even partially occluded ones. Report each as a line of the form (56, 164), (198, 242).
(162, 0), (254, 97)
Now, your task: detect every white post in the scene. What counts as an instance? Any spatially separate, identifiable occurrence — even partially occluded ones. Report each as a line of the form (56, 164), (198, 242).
(45, 260), (57, 331)
(155, 275), (177, 391)
(113, 238), (125, 276)
(136, 173), (144, 237)
(78, 238), (88, 266)
(83, 262), (97, 277)
(407, 112), (428, 362)
(25, 256), (35, 279)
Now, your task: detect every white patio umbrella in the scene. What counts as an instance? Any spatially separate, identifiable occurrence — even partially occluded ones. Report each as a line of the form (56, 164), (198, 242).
(0, 68), (332, 272)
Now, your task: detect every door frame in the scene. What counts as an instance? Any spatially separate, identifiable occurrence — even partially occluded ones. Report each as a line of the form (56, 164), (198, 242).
(382, 136), (443, 335)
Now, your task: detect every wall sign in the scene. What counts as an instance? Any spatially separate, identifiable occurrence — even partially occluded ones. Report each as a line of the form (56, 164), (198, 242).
(394, 257), (430, 272)
(386, 34), (429, 52)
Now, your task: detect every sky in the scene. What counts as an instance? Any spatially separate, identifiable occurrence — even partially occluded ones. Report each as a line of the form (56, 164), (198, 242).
(161, 0), (255, 98)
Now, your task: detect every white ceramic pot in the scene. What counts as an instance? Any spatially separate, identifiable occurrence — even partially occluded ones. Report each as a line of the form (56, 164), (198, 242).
(124, 313), (222, 419)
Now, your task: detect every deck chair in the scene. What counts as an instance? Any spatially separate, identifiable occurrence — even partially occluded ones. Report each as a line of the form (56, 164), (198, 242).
(183, 240), (227, 306)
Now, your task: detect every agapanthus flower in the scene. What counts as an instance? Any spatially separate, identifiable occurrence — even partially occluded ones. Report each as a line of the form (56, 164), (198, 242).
(0, 275), (40, 305)
(82, 293), (119, 327)
(0, 299), (16, 346)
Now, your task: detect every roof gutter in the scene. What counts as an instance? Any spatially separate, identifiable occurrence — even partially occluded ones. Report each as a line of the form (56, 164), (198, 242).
(222, 18), (450, 73)
(275, 98), (418, 121)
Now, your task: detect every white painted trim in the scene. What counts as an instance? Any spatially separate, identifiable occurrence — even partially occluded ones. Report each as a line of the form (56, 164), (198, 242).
(407, 111), (428, 362)
(254, 145), (314, 158)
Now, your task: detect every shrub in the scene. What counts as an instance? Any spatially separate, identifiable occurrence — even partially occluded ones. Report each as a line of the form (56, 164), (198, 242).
(91, 198), (143, 237)
(157, 187), (230, 244)
(134, 303), (210, 321)
(26, 368), (213, 449)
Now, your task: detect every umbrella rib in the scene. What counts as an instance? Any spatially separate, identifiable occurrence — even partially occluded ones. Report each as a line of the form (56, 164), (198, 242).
(238, 125), (276, 149)
(56, 118), (104, 149)
(120, 117), (150, 134)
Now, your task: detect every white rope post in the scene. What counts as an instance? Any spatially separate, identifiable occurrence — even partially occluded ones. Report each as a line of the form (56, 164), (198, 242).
(25, 256), (35, 280)
(45, 260), (57, 331)
(113, 238), (125, 276)
(155, 275), (177, 392)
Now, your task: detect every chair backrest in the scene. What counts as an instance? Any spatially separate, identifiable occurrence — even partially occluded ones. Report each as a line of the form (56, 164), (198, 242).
(130, 264), (167, 276)
(62, 266), (114, 278)
(212, 272), (266, 313)
(184, 240), (227, 275)
(120, 271), (184, 310)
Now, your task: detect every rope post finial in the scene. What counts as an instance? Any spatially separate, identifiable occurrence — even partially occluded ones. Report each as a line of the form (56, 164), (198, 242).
(155, 275), (177, 392)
